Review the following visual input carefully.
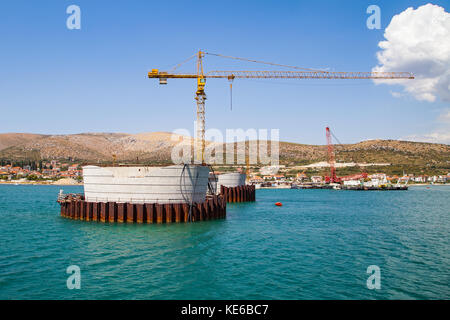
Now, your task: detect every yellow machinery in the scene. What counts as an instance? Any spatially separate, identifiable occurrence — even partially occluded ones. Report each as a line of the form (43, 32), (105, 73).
(148, 50), (414, 164)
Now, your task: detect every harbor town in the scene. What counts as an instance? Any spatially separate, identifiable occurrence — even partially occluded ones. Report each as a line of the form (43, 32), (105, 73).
(1, 161), (448, 188)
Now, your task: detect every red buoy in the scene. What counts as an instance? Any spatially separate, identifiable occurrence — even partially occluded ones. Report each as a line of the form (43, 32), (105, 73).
(275, 202), (282, 206)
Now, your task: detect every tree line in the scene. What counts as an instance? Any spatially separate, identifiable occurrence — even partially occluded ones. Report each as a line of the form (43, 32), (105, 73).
(0, 159), (43, 171)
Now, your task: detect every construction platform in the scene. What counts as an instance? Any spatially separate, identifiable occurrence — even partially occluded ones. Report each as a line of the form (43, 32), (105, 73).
(341, 185), (408, 191)
(292, 184), (408, 190)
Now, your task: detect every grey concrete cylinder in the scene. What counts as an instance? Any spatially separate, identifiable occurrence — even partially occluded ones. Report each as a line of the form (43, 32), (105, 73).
(216, 173), (246, 194)
(82, 164), (210, 204)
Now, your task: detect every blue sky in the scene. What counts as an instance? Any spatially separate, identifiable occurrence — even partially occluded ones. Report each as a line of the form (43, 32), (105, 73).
(0, 0), (449, 144)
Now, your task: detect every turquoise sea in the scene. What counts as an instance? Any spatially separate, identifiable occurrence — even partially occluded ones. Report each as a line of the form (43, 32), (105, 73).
(0, 184), (449, 299)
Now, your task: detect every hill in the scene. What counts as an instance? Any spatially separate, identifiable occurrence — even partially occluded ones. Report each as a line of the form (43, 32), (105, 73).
(0, 132), (449, 175)
(0, 133), (46, 151)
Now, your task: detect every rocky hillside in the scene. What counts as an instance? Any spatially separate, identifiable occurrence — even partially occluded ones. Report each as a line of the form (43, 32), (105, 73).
(0, 132), (449, 171)
(278, 139), (450, 167)
(0, 133), (45, 151)
(0, 132), (192, 163)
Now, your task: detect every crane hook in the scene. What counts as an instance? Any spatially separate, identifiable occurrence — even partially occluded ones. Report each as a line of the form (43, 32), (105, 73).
(230, 82), (233, 111)
(228, 75), (235, 111)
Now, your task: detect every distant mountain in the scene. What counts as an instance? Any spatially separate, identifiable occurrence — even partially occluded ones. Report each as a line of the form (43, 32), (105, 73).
(0, 132), (449, 174)
(0, 133), (46, 151)
(0, 132), (189, 163)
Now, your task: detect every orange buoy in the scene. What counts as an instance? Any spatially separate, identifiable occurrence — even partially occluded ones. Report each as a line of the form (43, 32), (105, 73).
(275, 202), (282, 206)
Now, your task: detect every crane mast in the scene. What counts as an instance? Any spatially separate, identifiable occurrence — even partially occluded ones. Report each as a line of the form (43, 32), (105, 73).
(326, 127), (338, 183)
(195, 50), (206, 163)
(148, 50), (414, 164)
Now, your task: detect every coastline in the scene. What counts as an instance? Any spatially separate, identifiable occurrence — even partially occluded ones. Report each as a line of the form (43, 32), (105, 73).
(1, 181), (447, 187)
(0, 180), (83, 186)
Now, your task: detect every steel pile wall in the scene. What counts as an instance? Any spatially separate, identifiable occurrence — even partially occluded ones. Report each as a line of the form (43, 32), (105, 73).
(220, 185), (255, 203)
(59, 195), (226, 223)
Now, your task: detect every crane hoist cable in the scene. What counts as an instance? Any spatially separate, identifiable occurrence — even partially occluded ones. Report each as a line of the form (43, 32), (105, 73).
(169, 53), (197, 73)
(205, 52), (326, 112)
(205, 51), (327, 72)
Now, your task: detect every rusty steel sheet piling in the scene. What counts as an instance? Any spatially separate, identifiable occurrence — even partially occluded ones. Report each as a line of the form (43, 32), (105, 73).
(100, 202), (108, 222)
(155, 204), (164, 223)
(220, 185), (255, 203)
(145, 203), (155, 223)
(86, 202), (93, 221)
(136, 204), (145, 223)
(117, 203), (126, 223)
(127, 203), (136, 223)
(58, 195), (226, 224)
(174, 203), (182, 222)
(108, 202), (117, 222)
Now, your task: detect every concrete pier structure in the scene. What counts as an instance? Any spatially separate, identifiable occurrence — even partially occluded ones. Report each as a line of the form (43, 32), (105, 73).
(215, 172), (246, 192)
(58, 164), (227, 223)
(83, 164), (210, 204)
(213, 172), (256, 203)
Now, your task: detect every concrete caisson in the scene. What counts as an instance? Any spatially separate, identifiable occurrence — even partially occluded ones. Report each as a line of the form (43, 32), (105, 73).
(58, 164), (226, 223)
(216, 173), (246, 192)
(83, 164), (210, 204)
(215, 172), (255, 203)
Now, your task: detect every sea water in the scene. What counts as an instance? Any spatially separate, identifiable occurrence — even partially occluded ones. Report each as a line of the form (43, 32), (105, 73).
(0, 184), (448, 299)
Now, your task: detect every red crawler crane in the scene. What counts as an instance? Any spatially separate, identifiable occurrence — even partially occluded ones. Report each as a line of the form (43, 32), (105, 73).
(325, 127), (367, 184)
(325, 127), (339, 183)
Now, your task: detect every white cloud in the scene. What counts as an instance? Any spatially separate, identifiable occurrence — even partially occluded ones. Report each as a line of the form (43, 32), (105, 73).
(403, 131), (450, 144)
(389, 90), (405, 98)
(403, 109), (450, 144)
(438, 108), (450, 123)
(372, 4), (450, 102)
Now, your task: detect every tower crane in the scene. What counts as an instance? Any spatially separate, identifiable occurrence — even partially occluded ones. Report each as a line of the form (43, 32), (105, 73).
(148, 50), (414, 164)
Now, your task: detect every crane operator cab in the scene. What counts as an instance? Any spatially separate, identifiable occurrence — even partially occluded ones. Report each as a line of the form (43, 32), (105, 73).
(197, 76), (206, 94)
